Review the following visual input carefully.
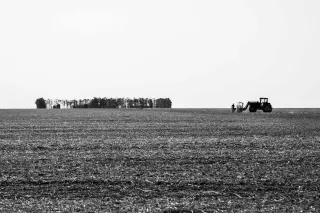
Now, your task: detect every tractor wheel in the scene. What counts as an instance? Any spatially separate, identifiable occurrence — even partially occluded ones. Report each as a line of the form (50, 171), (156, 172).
(263, 104), (272, 113)
(249, 105), (257, 112)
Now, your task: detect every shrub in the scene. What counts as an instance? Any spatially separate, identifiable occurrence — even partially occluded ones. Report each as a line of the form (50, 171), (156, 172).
(35, 98), (47, 109)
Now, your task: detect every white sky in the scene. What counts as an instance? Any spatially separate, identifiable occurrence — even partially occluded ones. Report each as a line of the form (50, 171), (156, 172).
(0, 0), (319, 108)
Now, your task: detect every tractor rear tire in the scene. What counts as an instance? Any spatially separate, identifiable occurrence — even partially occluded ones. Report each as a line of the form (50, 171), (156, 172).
(263, 104), (272, 113)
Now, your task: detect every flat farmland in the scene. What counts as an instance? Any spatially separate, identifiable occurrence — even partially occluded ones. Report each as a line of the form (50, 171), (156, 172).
(0, 109), (320, 212)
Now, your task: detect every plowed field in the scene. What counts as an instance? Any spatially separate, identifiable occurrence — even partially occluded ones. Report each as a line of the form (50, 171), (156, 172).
(0, 109), (319, 212)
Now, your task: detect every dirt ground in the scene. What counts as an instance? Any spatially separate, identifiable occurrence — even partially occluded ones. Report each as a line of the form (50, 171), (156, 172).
(0, 109), (319, 212)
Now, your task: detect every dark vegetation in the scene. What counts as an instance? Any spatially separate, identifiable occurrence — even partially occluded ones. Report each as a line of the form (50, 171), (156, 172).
(37, 98), (172, 109)
(35, 98), (46, 109)
(0, 109), (319, 212)
(86, 97), (171, 109)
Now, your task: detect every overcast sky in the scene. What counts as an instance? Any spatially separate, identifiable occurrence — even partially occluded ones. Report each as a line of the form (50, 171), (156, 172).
(0, 0), (319, 108)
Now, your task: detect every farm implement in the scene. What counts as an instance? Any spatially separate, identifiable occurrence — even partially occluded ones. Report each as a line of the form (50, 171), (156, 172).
(232, 97), (272, 113)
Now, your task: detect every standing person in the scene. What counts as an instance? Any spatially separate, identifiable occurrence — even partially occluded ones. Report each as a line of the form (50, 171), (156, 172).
(231, 104), (235, 113)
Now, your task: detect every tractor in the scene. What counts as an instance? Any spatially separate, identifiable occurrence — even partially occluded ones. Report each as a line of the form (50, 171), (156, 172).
(243, 97), (272, 112)
(232, 98), (272, 113)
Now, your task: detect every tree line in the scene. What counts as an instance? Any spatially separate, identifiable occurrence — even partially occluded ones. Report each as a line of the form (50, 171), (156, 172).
(35, 97), (172, 109)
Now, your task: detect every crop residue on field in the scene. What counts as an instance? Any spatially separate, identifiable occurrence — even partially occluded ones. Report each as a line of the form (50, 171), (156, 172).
(0, 109), (319, 212)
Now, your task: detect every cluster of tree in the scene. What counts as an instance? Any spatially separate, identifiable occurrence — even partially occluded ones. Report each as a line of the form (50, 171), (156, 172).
(35, 98), (46, 109)
(86, 98), (124, 108)
(83, 97), (172, 108)
(154, 98), (172, 108)
(53, 104), (61, 109)
(35, 97), (172, 109)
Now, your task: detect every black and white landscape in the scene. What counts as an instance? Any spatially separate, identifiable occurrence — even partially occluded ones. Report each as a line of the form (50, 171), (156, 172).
(1, 108), (320, 212)
(1, 0), (320, 212)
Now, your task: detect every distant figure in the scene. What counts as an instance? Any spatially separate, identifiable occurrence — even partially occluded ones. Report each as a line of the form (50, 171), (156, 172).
(231, 104), (236, 113)
(236, 102), (244, 113)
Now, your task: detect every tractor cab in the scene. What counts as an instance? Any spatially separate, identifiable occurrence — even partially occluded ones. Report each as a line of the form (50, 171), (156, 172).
(259, 97), (272, 112)
(260, 98), (269, 105)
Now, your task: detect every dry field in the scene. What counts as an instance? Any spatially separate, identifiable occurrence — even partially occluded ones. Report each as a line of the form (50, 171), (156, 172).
(0, 109), (319, 212)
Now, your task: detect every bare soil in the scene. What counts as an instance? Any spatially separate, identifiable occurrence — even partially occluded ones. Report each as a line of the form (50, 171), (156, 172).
(0, 109), (319, 212)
